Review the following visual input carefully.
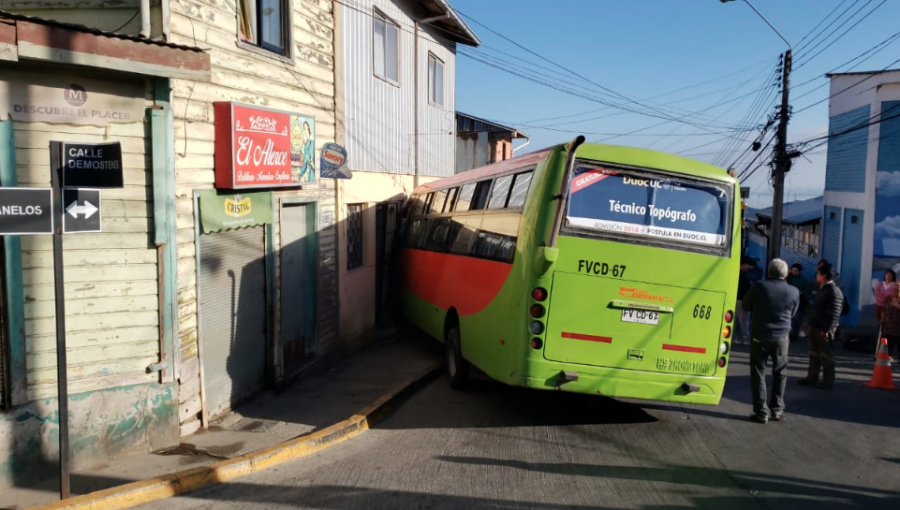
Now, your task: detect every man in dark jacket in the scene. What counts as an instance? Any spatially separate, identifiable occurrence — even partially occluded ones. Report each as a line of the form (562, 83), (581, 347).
(799, 263), (844, 389)
(742, 258), (800, 424)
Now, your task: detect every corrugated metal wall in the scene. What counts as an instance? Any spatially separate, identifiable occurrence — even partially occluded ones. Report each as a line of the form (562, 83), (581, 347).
(823, 206), (843, 268)
(13, 80), (160, 402)
(168, 0), (339, 435)
(344, 0), (457, 177)
(825, 105), (870, 193)
(417, 24), (457, 178)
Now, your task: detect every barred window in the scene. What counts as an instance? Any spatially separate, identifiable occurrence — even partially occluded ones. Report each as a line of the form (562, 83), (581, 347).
(347, 204), (364, 270)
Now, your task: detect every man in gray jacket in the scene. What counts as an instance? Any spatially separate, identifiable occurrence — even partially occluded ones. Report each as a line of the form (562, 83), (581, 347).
(742, 259), (800, 424)
(799, 263), (844, 389)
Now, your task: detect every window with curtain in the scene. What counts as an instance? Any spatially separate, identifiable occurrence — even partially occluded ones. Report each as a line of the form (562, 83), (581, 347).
(239, 0), (288, 55)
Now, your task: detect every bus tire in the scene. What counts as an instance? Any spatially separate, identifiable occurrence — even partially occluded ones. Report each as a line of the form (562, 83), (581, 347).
(445, 325), (471, 390)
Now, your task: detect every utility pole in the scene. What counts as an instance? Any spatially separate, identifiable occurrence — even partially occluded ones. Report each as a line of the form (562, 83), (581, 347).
(768, 49), (792, 264)
(720, 0), (792, 265)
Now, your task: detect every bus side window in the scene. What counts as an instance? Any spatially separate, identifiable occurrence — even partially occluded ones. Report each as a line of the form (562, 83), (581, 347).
(470, 180), (492, 210)
(422, 193), (435, 214)
(488, 175), (513, 210)
(433, 189), (448, 214)
(457, 183), (476, 211)
(445, 187), (459, 213)
(507, 171), (533, 208)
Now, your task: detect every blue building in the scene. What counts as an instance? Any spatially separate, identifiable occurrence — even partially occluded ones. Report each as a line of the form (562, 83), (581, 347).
(821, 68), (900, 329)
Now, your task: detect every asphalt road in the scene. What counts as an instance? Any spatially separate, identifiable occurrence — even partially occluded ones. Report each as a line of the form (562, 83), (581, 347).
(137, 346), (900, 510)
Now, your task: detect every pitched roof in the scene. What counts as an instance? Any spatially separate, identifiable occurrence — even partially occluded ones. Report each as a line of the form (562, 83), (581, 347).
(456, 112), (528, 138)
(755, 196), (823, 225)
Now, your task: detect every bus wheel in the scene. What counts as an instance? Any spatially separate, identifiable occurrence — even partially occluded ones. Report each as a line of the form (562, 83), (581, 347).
(445, 325), (471, 390)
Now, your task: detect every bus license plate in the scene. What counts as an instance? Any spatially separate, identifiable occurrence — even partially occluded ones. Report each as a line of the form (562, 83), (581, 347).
(621, 309), (659, 326)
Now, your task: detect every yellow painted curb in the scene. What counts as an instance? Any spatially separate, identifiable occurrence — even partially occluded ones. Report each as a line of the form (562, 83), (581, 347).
(28, 361), (442, 510)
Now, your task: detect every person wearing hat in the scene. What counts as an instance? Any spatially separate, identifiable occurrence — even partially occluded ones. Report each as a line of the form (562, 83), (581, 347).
(735, 256), (755, 344)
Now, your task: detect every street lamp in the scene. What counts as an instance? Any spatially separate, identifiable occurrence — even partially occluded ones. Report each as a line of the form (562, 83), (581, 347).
(720, 0), (792, 265)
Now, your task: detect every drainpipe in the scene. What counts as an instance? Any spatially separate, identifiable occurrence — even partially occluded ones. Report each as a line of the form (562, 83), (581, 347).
(512, 134), (531, 156)
(413, 13), (449, 189)
(140, 0), (151, 38)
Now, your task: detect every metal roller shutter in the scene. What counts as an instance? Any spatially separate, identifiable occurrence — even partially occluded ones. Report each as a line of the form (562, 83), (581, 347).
(199, 226), (267, 419)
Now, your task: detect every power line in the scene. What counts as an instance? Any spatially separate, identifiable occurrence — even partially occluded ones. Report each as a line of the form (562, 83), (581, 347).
(790, 27), (900, 96)
(795, 0), (851, 51)
(794, 0), (887, 70)
(454, 9), (764, 132)
(793, 54), (900, 114)
(794, 0), (863, 55)
(796, 101), (900, 154)
(657, 62), (779, 154)
(457, 49), (752, 138)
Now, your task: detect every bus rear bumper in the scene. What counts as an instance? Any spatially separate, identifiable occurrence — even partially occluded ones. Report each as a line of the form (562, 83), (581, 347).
(522, 366), (724, 405)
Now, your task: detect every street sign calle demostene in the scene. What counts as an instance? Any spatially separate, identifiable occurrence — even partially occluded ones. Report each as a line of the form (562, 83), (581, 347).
(0, 187), (54, 235)
(63, 188), (102, 233)
(61, 141), (124, 188)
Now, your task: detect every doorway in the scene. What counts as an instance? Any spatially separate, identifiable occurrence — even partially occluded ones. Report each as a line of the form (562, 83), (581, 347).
(375, 202), (401, 330)
(280, 201), (317, 372)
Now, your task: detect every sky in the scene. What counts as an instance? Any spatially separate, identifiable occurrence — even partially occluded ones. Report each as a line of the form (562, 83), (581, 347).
(450, 0), (900, 209)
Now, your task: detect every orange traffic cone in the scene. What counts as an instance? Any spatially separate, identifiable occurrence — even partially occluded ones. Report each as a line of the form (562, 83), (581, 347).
(864, 338), (899, 390)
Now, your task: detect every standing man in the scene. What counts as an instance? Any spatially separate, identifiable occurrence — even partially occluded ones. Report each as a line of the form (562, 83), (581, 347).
(742, 259), (800, 424)
(787, 263), (812, 341)
(799, 263), (844, 390)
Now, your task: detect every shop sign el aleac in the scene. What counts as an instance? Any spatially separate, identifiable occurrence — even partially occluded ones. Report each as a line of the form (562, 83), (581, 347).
(214, 102), (317, 189)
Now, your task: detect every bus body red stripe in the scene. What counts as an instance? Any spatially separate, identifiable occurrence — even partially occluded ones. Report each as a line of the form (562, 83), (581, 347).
(562, 332), (613, 343)
(402, 248), (512, 316)
(662, 344), (707, 354)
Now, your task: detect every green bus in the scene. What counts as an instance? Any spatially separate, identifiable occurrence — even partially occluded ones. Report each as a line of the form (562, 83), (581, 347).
(400, 137), (740, 405)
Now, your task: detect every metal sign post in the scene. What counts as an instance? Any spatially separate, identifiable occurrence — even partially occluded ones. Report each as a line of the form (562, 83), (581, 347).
(49, 141), (70, 500)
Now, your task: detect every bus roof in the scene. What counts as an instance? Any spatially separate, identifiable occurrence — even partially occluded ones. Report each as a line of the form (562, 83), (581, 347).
(415, 142), (734, 194)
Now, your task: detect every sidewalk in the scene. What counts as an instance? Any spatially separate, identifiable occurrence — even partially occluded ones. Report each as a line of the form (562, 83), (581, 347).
(0, 334), (442, 510)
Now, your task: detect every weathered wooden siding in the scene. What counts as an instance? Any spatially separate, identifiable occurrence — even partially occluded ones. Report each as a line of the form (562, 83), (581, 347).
(342, 0), (457, 178)
(168, 0), (338, 435)
(12, 80), (161, 402)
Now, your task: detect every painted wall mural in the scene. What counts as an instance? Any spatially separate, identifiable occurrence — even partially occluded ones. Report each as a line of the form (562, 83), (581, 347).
(872, 100), (900, 290)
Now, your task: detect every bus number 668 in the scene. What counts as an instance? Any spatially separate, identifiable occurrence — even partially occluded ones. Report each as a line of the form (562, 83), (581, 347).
(693, 304), (711, 320)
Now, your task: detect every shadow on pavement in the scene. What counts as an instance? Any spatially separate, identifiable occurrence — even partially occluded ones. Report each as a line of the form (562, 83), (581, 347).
(155, 481), (897, 510)
(432, 457), (900, 509)
(373, 377), (658, 430)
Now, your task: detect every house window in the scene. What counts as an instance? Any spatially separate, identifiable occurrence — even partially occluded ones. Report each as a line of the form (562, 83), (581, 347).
(374, 10), (399, 83)
(239, 0), (289, 55)
(347, 204), (364, 270)
(428, 53), (444, 106)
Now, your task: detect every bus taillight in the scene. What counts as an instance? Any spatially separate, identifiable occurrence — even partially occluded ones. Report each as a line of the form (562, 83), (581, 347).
(722, 326), (731, 339)
(718, 357), (727, 368)
(725, 310), (734, 323)
(530, 338), (543, 350)
(529, 304), (545, 318)
(529, 321), (544, 335)
(532, 287), (547, 301)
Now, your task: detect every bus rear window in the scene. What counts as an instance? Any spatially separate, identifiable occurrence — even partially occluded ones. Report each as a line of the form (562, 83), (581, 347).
(565, 165), (729, 247)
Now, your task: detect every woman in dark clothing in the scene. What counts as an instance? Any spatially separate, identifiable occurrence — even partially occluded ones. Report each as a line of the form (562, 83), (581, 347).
(881, 283), (900, 361)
